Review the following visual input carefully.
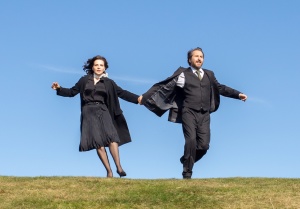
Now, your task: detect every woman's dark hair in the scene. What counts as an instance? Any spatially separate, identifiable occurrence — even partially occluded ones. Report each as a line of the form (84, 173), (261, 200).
(83, 55), (109, 74)
(187, 47), (204, 66)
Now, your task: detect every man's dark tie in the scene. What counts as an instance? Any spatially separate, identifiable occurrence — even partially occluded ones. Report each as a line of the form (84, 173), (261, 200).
(196, 70), (203, 81)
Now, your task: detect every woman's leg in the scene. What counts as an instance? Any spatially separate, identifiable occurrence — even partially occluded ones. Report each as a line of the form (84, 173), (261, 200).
(108, 142), (125, 174)
(96, 147), (113, 177)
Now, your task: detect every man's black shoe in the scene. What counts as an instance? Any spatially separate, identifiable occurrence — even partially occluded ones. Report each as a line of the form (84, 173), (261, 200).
(183, 176), (191, 179)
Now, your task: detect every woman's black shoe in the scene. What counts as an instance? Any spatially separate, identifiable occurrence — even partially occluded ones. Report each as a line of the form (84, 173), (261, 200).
(117, 170), (127, 178)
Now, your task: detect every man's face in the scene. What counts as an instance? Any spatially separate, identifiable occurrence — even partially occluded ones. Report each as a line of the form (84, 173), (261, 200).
(189, 50), (204, 69)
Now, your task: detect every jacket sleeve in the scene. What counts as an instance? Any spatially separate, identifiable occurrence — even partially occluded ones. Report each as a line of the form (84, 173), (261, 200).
(141, 67), (185, 117)
(141, 67), (184, 104)
(56, 77), (83, 97)
(211, 71), (241, 99)
(141, 83), (162, 104)
(113, 81), (139, 104)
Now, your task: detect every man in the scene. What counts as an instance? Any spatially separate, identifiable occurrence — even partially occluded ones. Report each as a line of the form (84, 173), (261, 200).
(139, 47), (247, 179)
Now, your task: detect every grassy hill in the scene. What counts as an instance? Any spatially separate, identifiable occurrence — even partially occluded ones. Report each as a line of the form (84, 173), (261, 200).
(0, 176), (299, 208)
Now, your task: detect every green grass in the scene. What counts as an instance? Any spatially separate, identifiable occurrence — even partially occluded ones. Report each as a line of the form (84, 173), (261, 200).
(0, 176), (299, 208)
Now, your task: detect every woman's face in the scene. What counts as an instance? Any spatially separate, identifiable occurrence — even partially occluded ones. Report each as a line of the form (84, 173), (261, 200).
(92, 59), (106, 75)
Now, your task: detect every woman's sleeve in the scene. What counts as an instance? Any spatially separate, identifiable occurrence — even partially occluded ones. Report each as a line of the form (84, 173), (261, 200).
(114, 82), (139, 104)
(56, 77), (82, 97)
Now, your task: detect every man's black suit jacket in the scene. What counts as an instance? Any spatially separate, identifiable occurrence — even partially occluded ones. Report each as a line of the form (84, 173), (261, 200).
(141, 67), (241, 123)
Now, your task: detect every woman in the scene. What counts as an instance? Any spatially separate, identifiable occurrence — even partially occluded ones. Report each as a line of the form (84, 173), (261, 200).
(51, 55), (139, 178)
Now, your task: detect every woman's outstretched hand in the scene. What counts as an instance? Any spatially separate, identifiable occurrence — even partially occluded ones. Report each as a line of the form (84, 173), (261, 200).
(51, 82), (60, 90)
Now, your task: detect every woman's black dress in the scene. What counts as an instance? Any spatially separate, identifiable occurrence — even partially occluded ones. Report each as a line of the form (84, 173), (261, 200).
(80, 78), (120, 151)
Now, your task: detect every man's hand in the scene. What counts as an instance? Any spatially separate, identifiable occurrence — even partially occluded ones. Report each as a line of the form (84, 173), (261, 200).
(239, 93), (247, 101)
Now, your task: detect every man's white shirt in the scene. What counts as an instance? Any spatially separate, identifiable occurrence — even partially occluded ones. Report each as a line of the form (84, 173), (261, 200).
(176, 67), (204, 88)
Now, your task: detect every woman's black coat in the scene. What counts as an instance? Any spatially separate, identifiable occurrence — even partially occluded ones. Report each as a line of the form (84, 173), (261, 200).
(57, 74), (139, 146)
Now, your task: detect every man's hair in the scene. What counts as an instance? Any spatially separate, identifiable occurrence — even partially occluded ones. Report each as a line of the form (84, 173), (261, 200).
(187, 47), (204, 65)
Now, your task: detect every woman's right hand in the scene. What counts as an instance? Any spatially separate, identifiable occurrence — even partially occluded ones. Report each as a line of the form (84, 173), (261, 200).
(51, 82), (60, 90)
(138, 95), (143, 105)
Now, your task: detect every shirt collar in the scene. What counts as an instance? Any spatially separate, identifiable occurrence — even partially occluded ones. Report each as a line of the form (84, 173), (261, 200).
(94, 72), (108, 80)
(190, 67), (204, 74)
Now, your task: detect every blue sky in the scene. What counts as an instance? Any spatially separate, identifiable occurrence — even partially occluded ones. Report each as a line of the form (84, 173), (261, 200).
(1, 0), (299, 179)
